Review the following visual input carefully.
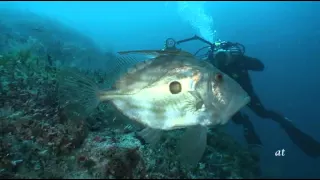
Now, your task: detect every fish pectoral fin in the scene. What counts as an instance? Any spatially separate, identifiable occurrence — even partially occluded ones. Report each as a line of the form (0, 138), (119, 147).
(188, 91), (203, 102)
(136, 127), (163, 146)
(188, 91), (205, 111)
(177, 125), (208, 167)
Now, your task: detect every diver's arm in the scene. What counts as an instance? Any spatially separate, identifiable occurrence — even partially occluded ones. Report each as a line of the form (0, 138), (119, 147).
(243, 55), (265, 71)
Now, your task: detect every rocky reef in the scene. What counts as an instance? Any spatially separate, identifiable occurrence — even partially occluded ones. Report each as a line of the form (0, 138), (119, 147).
(0, 7), (260, 179)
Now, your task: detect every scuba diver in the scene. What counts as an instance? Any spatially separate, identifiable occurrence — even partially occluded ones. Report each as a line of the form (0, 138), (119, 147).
(163, 35), (320, 158)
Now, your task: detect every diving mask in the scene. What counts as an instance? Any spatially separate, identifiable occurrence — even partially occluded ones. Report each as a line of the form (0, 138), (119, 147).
(213, 40), (245, 66)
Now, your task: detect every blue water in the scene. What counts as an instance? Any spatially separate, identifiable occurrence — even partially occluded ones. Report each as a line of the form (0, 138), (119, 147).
(5, 1), (320, 178)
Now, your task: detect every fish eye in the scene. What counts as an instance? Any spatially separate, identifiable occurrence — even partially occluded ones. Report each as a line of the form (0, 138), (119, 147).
(215, 73), (223, 82)
(169, 81), (182, 94)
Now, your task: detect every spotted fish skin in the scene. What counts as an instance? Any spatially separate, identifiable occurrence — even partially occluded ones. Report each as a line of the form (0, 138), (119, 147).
(58, 49), (250, 131)
(103, 53), (211, 130)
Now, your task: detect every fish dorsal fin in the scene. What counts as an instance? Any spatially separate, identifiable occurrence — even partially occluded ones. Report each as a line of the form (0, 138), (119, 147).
(114, 49), (198, 93)
(114, 58), (166, 92)
(118, 49), (194, 58)
(102, 54), (145, 89)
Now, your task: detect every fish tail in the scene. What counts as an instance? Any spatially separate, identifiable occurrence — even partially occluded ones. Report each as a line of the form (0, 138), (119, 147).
(58, 68), (105, 117)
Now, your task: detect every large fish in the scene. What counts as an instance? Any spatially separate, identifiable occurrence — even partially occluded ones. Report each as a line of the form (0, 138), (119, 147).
(58, 49), (250, 166)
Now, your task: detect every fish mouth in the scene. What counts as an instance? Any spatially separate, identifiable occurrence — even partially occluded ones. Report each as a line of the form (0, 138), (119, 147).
(220, 94), (251, 124)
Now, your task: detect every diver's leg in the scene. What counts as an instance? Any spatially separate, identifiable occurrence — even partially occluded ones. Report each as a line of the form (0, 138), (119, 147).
(232, 112), (263, 146)
(248, 93), (320, 158)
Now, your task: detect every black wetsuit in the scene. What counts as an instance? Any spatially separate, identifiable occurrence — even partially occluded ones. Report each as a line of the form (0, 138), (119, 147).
(209, 54), (320, 158)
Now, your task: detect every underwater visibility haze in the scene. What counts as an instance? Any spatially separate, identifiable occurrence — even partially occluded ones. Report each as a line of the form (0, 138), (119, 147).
(0, 1), (319, 179)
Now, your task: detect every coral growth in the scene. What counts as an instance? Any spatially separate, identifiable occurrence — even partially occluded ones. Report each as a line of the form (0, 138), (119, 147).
(0, 7), (260, 179)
